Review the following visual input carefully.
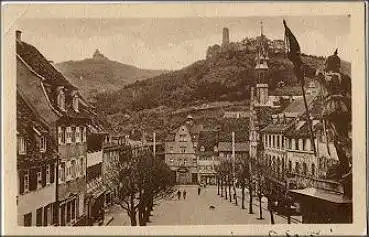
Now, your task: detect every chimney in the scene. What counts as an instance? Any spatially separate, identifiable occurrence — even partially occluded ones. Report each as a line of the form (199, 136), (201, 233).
(16, 30), (22, 42)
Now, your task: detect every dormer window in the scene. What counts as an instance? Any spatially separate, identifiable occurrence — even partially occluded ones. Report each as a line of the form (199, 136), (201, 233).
(40, 136), (46, 152)
(57, 87), (65, 111)
(72, 91), (79, 112)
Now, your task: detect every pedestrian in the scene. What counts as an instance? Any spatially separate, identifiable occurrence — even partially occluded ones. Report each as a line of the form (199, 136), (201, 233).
(198, 186), (201, 195)
(177, 190), (181, 200)
(183, 190), (187, 200)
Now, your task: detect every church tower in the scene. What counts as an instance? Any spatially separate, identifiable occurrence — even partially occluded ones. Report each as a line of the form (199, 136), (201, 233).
(254, 21), (269, 106)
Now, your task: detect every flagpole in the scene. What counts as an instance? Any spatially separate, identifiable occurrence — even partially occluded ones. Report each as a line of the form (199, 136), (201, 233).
(299, 69), (317, 156)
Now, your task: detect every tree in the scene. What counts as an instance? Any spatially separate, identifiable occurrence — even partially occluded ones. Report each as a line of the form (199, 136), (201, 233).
(106, 144), (175, 226)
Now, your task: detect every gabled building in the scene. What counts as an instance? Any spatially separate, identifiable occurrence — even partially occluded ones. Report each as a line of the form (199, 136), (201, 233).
(16, 30), (92, 226)
(164, 116), (200, 184)
(17, 90), (58, 226)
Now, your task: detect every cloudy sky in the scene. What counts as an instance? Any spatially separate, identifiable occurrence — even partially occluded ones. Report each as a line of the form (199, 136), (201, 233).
(16, 16), (350, 70)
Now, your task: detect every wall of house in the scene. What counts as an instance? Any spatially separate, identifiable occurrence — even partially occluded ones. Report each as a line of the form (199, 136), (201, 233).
(17, 182), (56, 226)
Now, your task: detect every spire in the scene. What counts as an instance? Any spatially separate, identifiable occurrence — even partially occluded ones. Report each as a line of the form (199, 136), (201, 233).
(260, 20), (263, 37)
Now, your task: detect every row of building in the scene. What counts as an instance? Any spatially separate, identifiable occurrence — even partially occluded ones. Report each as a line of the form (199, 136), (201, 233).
(16, 31), (152, 226)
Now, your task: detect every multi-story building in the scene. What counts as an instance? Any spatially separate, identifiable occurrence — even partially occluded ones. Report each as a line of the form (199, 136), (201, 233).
(164, 116), (201, 184)
(16, 30), (91, 226)
(16, 91), (58, 226)
(85, 114), (109, 225)
(196, 130), (219, 185)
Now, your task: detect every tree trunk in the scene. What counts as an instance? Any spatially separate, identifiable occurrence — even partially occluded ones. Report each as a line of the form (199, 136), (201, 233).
(225, 176), (228, 200)
(130, 211), (137, 226)
(234, 185), (238, 206)
(220, 177), (224, 197)
(249, 182), (254, 214)
(241, 183), (245, 209)
(229, 176), (232, 203)
(217, 177), (220, 195)
(258, 195), (263, 219)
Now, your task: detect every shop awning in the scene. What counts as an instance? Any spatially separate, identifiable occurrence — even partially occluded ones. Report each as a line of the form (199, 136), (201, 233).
(289, 187), (351, 204)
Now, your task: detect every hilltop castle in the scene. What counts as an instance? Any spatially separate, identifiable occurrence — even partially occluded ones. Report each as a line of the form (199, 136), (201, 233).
(92, 49), (107, 60)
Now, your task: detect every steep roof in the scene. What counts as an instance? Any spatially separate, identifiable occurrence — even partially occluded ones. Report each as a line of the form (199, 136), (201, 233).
(261, 120), (294, 134)
(17, 57), (60, 125)
(254, 106), (280, 129)
(285, 120), (323, 138)
(218, 118), (249, 142)
(283, 95), (314, 117)
(16, 40), (76, 88)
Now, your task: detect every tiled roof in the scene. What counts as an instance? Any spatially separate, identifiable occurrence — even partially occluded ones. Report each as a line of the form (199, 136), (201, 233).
(261, 120), (294, 133)
(218, 142), (249, 152)
(16, 40), (75, 88)
(283, 95), (314, 116)
(17, 57), (60, 125)
(218, 118), (249, 142)
(285, 120), (323, 138)
(197, 130), (218, 152)
(255, 106), (280, 128)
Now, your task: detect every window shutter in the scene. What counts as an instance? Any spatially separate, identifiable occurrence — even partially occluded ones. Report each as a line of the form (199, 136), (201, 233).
(19, 170), (24, 194)
(50, 163), (55, 183)
(42, 165), (47, 187)
(29, 169), (37, 191)
(58, 127), (63, 144)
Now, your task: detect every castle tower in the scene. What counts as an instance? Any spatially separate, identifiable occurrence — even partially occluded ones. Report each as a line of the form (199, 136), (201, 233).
(254, 21), (269, 106)
(222, 27), (229, 46)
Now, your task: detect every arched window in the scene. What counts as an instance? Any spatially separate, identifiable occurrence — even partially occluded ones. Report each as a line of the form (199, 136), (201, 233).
(303, 162), (307, 175)
(311, 163), (315, 176)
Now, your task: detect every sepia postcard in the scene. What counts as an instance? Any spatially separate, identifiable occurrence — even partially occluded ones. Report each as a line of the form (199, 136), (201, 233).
(1, 2), (367, 236)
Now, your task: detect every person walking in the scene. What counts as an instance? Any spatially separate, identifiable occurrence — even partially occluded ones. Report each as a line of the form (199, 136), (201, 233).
(177, 190), (181, 200)
(183, 190), (187, 200)
(198, 186), (201, 196)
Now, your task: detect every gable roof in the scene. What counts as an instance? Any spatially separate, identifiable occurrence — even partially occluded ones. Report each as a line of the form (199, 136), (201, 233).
(283, 95), (314, 117)
(218, 142), (249, 152)
(17, 57), (60, 125)
(218, 118), (249, 142)
(16, 40), (76, 88)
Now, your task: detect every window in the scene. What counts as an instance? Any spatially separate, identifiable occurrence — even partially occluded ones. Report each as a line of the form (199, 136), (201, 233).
(311, 163), (316, 176)
(289, 160), (292, 172)
(179, 134), (187, 142)
(82, 127), (87, 142)
(75, 127), (81, 143)
(37, 171), (42, 189)
(24, 213), (32, 226)
(66, 127), (72, 144)
(46, 165), (50, 184)
(57, 89), (65, 110)
(170, 146), (174, 153)
(71, 127), (76, 143)
(44, 204), (53, 226)
(302, 139), (306, 151)
(193, 157), (197, 164)
(276, 136), (280, 149)
(303, 162), (307, 175)
(180, 146), (186, 153)
(292, 139), (296, 150)
(58, 127), (66, 144)
(36, 207), (43, 226)
(295, 162), (300, 174)
(18, 136), (26, 154)
(282, 137), (284, 149)
(71, 199), (76, 221)
(80, 126), (84, 142)
(24, 171), (29, 192)
(60, 162), (66, 183)
(272, 135), (275, 148)
(200, 146), (205, 152)
(66, 202), (71, 224)
(73, 94), (79, 112)
(170, 159), (174, 164)
(184, 159), (187, 166)
(40, 136), (46, 152)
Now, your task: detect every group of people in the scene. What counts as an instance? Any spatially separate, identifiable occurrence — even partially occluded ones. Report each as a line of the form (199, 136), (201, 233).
(176, 185), (204, 200)
(176, 190), (187, 200)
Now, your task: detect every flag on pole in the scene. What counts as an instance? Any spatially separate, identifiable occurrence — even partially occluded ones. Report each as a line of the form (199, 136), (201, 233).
(283, 19), (304, 83)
